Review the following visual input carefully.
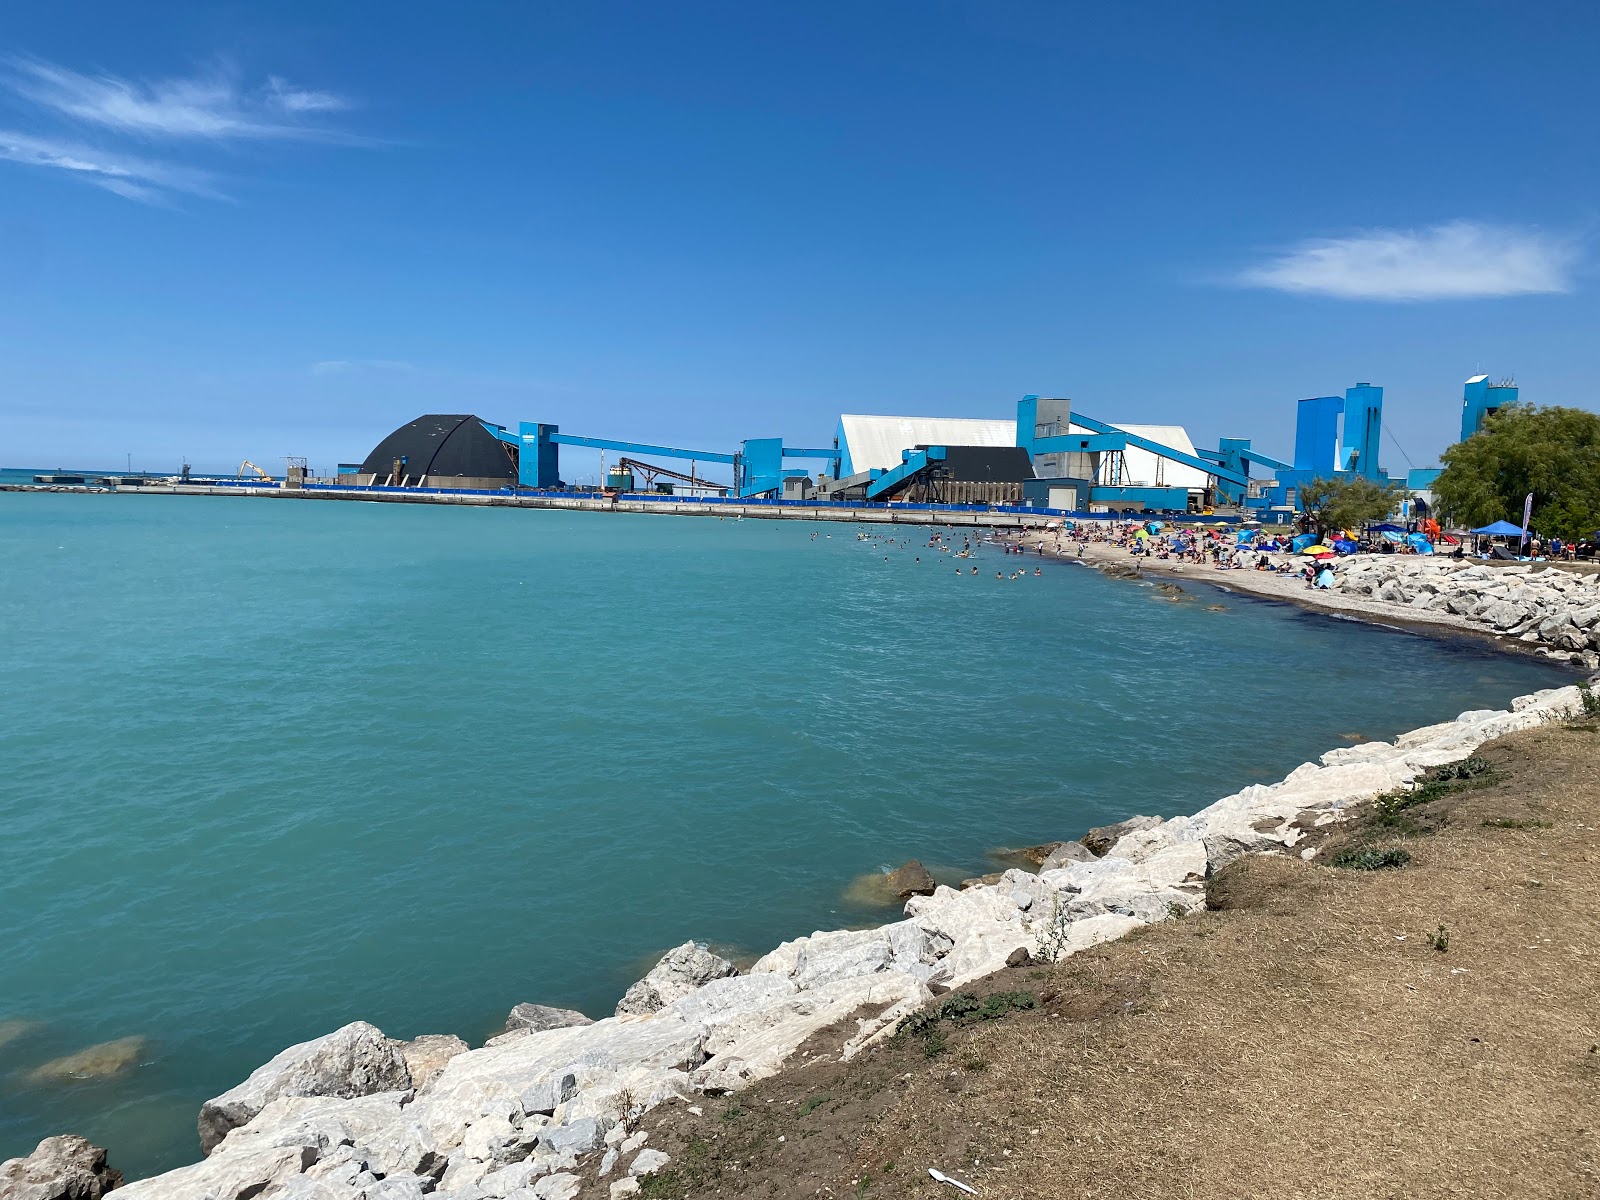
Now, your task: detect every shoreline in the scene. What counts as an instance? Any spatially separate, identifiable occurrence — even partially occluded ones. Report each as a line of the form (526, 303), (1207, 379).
(27, 676), (1587, 1198)
(1025, 533), (1589, 665)
(9, 521), (1587, 1196)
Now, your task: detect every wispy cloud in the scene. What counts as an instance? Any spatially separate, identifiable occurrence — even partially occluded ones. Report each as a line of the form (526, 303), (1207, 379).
(7, 56), (353, 140)
(0, 55), (364, 204)
(266, 76), (347, 115)
(0, 129), (222, 203)
(1236, 221), (1578, 301)
(311, 360), (418, 376)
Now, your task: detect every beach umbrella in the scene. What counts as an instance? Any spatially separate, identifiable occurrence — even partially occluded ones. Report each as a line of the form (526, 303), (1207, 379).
(1469, 520), (1526, 536)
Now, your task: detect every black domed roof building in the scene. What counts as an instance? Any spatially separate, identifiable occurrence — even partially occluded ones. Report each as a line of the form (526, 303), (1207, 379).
(358, 415), (519, 489)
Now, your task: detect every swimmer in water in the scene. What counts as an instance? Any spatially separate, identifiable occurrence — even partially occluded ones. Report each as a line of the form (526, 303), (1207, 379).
(1034, 567), (1042, 575)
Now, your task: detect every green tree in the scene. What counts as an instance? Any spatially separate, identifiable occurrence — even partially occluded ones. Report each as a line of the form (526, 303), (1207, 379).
(1434, 405), (1600, 541)
(1297, 475), (1406, 537)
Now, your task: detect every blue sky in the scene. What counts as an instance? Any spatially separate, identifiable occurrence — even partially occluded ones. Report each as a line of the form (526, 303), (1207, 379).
(1, 1), (1595, 478)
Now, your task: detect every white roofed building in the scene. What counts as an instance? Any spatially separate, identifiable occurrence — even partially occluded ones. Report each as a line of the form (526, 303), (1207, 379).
(835, 415), (1016, 476)
(833, 411), (1211, 498)
(1067, 423), (1210, 491)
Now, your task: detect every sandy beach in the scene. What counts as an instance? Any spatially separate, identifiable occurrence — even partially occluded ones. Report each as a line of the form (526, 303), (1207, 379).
(1013, 528), (1506, 639)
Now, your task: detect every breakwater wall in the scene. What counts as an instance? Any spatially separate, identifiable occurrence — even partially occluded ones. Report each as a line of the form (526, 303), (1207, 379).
(1331, 557), (1600, 668)
(12, 683), (1586, 1200)
(4, 482), (1074, 529)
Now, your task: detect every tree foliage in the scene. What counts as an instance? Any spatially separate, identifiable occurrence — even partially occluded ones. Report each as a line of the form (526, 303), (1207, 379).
(1434, 404), (1600, 541)
(1297, 475), (1406, 536)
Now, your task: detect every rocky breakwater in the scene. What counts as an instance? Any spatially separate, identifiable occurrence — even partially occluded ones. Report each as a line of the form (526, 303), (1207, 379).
(13, 684), (1587, 1200)
(1333, 558), (1600, 667)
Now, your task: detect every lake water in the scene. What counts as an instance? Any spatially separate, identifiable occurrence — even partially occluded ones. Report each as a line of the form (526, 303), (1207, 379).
(0, 493), (1566, 1176)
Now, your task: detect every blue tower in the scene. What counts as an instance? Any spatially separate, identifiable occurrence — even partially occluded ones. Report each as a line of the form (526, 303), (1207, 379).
(1341, 383), (1383, 480)
(1460, 375), (1517, 441)
(1292, 395), (1344, 475)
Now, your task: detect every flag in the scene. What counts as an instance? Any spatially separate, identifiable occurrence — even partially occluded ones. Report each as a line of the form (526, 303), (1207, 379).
(1520, 492), (1534, 542)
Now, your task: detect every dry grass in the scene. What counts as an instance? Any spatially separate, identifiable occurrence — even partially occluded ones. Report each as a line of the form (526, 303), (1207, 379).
(604, 723), (1600, 1200)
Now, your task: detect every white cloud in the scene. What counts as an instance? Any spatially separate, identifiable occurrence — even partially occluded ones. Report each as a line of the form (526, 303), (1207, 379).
(266, 76), (347, 115)
(311, 360), (418, 376)
(0, 55), (365, 204)
(0, 129), (223, 204)
(1237, 221), (1577, 301)
(7, 57), (351, 140)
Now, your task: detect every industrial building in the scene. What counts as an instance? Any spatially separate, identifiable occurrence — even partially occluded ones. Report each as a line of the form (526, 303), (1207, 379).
(1460, 374), (1519, 441)
(341, 371), (1515, 519)
(356, 414), (520, 489)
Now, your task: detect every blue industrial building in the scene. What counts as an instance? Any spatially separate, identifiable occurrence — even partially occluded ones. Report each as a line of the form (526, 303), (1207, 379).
(1460, 374), (1518, 441)
(349, 370), (1513, 519)
(1230, 383), (1398, 521)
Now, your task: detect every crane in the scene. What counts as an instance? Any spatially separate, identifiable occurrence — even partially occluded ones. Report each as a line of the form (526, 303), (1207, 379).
(237, 459), (274, 483)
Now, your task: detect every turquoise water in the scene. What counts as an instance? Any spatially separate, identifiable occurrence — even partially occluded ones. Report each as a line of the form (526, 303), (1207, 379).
(0, 494), (1566, 1176)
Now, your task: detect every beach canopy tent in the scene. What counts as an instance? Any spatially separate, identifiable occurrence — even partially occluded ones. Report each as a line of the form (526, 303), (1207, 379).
(1470, 520), (1526, 536)
(1235, 531), (1256, 545)
(1291, 533), (1319, 553)
(1406, 533), (1435, 555)
(1332, 539), (1360, 554)
(1369, 523), (1407, 534)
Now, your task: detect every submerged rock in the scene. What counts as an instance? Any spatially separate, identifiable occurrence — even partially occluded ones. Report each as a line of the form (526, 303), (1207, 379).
(398, 1034), (468, 1090)
(25, 1037), (147, 1084)
(997, 842), (1065, 868)
(884, 860), (936, 899)
(615, 943), (738, 1016)
(0, 1019), (42, 1051)
(1080, 815), (1162, 857)
(0, 1134), (123, 1200)
(197, 1021), (410, 1155)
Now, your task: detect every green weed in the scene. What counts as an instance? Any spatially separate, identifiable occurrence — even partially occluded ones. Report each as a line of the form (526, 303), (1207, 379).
(1369, 758), (1496, 830)
(1331, 846), (1412, 871)
(798, 1095), (831, 1118)
(1579, 681), (1600, 717)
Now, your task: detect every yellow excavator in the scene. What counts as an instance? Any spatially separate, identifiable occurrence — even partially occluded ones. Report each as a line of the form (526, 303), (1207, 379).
(237, 459), (274, 484)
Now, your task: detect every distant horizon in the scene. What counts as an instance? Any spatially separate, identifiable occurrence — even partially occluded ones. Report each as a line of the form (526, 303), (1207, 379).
(2, 2), (1593, 474)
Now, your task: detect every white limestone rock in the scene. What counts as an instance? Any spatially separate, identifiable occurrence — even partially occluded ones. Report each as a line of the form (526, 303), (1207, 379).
(629, 1148), (671, 1177)
(400, 1034), (470, 1091)
(695, 970), (929, 1091)
(197, 1021), (412, 1155)
(114, 1144), (318, 1200)
(615, 943), (737, 1016)
(0, 1134), (123, 1200)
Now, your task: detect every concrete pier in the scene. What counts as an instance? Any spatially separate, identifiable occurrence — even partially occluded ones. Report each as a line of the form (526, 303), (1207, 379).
(5, 481), (1066, 527)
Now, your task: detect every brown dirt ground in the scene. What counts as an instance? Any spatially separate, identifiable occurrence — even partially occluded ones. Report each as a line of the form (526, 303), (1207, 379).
(578, 721), (1600, 1200)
